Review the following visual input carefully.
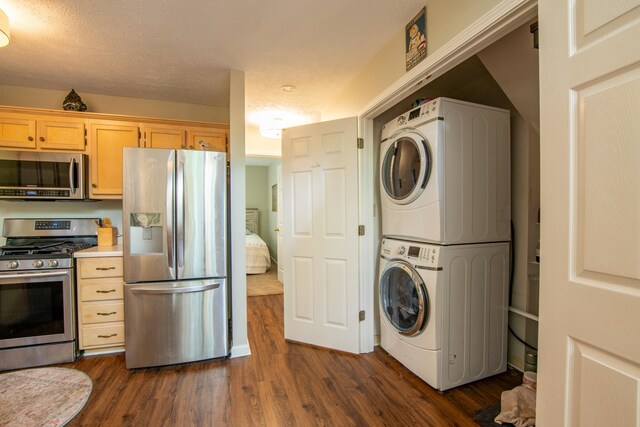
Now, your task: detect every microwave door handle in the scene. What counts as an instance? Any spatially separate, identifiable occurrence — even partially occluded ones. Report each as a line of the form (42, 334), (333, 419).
(68, 158), (77, 194)
(1, 271), (70, 280)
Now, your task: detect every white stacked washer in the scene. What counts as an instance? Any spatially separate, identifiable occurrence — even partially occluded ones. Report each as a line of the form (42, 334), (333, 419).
(379, 97), (511, 245)
(379, 237), (509, 391)
(378, 97), (511, 390)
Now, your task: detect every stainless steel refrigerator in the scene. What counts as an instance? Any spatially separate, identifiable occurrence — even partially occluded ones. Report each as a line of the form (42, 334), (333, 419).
(122, 147), (229, 369)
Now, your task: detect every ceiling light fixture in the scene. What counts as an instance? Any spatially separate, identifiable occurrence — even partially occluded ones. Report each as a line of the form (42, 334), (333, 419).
(0, 8), (9, 47)
(259, 118), (283, 139)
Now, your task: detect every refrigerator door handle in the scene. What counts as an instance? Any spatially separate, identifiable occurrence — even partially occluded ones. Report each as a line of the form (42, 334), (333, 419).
(176, 159), (185, 271)
(130, 282), (221, 295)
(166, 158), (176, 274)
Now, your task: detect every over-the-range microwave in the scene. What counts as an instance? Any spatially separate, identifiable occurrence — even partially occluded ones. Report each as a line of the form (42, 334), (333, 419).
(0, 151), (88, 200)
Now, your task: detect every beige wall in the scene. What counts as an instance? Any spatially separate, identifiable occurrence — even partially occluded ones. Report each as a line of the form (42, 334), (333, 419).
(0, 85), (229, 123)
(245, 125), (282, 157)
(323, 0), (503, 119)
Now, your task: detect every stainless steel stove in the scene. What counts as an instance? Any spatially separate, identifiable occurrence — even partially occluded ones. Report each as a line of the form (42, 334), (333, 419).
(0, 218), (99, 371)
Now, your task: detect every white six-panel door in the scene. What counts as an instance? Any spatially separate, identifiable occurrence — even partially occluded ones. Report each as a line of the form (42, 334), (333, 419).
(282, 117), (360, 353)
(538, 0), (640, 424)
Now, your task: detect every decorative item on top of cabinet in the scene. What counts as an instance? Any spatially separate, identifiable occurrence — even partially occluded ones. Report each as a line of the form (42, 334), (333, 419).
(187, 127), (227, 152)
(0, 112), (87, 151)
(141, 124), (186, 150)
(76, 256), (125, 354)
(89, 120), (140, 199)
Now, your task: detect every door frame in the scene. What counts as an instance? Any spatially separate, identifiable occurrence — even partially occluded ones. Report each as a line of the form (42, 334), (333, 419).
(356, 0), (537, 352)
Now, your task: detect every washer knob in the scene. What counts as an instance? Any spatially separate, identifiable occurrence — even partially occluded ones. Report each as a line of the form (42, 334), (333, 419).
(8, 260), (19, 269)
(48, 259), (59, 268)
(33, 259), (44, 268)
(399, 246), (406, 255)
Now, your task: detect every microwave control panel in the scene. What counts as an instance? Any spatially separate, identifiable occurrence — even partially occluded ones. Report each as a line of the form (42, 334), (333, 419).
(0, 189), (71, 198)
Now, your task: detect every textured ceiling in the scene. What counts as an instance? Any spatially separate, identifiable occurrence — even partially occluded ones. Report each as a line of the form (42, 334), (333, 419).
(0, 0), (425, 127)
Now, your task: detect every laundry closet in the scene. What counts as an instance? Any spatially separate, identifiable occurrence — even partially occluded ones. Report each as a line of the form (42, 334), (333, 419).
(371, 18), (540, 373)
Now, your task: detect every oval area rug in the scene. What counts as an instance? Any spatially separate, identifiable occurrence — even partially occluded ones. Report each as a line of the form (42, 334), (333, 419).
(0, 367), (92, 426)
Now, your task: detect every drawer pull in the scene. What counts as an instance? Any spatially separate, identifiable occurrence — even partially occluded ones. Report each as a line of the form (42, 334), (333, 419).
(95, 267), (116, 271)
(97, 334), (117, 339)
(97, 311), (117, 316)
(96, 289), (116, 294)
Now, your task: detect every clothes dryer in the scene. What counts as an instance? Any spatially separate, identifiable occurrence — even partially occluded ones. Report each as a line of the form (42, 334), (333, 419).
(379, 97), (511, 244)
(379, 237), (509, 391)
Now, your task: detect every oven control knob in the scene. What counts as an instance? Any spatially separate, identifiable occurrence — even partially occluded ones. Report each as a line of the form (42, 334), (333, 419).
(8, 260), (19, 269)
(33, 259), (45, 268)
(48, 259), (59, 268)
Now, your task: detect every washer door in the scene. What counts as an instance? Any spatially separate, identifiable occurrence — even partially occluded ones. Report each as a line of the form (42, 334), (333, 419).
(381, 131), (431, 205)
(380, 261), (429, 336)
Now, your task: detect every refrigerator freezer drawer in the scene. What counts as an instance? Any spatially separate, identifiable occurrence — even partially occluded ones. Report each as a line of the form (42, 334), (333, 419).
(124, 278), (229, 369)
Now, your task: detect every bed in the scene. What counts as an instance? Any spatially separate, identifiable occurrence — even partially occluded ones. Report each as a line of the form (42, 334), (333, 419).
(246, 209), (271, 274)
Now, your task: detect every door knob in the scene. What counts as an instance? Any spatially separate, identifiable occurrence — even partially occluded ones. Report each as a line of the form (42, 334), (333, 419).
(274, 227), (280, 232)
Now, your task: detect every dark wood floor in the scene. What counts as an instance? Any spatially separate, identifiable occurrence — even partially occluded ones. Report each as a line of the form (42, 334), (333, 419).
(63, 294), (520, 426)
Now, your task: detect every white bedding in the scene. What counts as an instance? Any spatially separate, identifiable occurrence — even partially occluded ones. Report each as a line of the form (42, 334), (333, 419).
(246, 233), (271, 274)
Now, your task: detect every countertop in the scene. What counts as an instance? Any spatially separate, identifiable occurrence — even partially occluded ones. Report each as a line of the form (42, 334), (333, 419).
(74, 244), (123, 258)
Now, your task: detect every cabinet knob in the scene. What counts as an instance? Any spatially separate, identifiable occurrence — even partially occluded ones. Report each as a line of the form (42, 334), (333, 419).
(274, 227), (280, 232)
(189, 145), (194, 149)
(181, 144), (186, 148)
(28, 136), (34, 141)
(92, 183), (97, 188)
(39, 137), (45, 142)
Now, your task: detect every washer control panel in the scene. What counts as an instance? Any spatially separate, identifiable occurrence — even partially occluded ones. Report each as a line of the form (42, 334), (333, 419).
(381, 238), (440, 269)
(381, 98), (441, 140)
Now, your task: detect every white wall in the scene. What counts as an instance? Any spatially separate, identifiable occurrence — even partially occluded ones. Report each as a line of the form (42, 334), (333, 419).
(0, 85), (229, 123)
(245, 166), (270, 246)
(322, 0), (503, 120)
(229, 70), (250, 358)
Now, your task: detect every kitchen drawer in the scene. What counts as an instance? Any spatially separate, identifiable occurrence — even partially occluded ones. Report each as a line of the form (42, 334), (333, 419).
(80, 279), (124, 301)
(82, 323), (125, 347)
(81, 301), (124, 324)
(79, 257), (123, 279)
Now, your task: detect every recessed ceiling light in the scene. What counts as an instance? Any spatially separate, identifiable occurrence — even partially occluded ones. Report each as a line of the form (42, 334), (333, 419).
(281, 85), (295, 93)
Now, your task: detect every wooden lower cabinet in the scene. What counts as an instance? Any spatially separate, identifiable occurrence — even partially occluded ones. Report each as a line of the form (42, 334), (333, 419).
(76, 256), (125, 353)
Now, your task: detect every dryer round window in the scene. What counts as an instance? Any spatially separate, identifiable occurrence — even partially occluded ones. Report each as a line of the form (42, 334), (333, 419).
(380, 131), (431, 205)
(379, 261), (429, 336)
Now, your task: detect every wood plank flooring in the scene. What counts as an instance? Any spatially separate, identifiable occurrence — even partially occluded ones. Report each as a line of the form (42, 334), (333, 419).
(63, 294), (520, 426)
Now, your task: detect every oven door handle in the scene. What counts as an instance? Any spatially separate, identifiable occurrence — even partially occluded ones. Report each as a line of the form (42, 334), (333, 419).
(0, 271), (69, 280)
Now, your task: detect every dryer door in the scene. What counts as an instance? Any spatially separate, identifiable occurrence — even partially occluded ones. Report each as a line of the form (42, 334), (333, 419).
(379, 260), (429, 336)
(380, 131), (431, 205)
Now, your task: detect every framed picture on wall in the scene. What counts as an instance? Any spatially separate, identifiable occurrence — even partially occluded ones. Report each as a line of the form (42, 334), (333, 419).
(406, 6), (427, 71)
(272, 184), (277, 212)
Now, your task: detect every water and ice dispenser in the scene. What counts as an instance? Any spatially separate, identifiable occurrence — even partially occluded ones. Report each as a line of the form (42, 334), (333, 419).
(129, 213), (164, 254)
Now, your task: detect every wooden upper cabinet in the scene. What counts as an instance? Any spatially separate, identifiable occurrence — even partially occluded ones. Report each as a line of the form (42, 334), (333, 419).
(89, 121), (140, 198)
(37, 117), (86, 151)
(142, 125), (186, 150)
(187, 128), (227, 152)
(0, 114), (36, 149)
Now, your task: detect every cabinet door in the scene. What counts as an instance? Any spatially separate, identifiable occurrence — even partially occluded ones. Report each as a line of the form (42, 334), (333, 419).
(0, 115), (36, 149)
(142, 125), (186, 149)
(37, 118), (86, 151)
(186, 127), (227, 152)
(89, 121), (140, 198)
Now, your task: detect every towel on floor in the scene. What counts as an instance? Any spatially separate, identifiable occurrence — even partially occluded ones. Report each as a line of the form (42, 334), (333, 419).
(495, 372), (537, 426)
